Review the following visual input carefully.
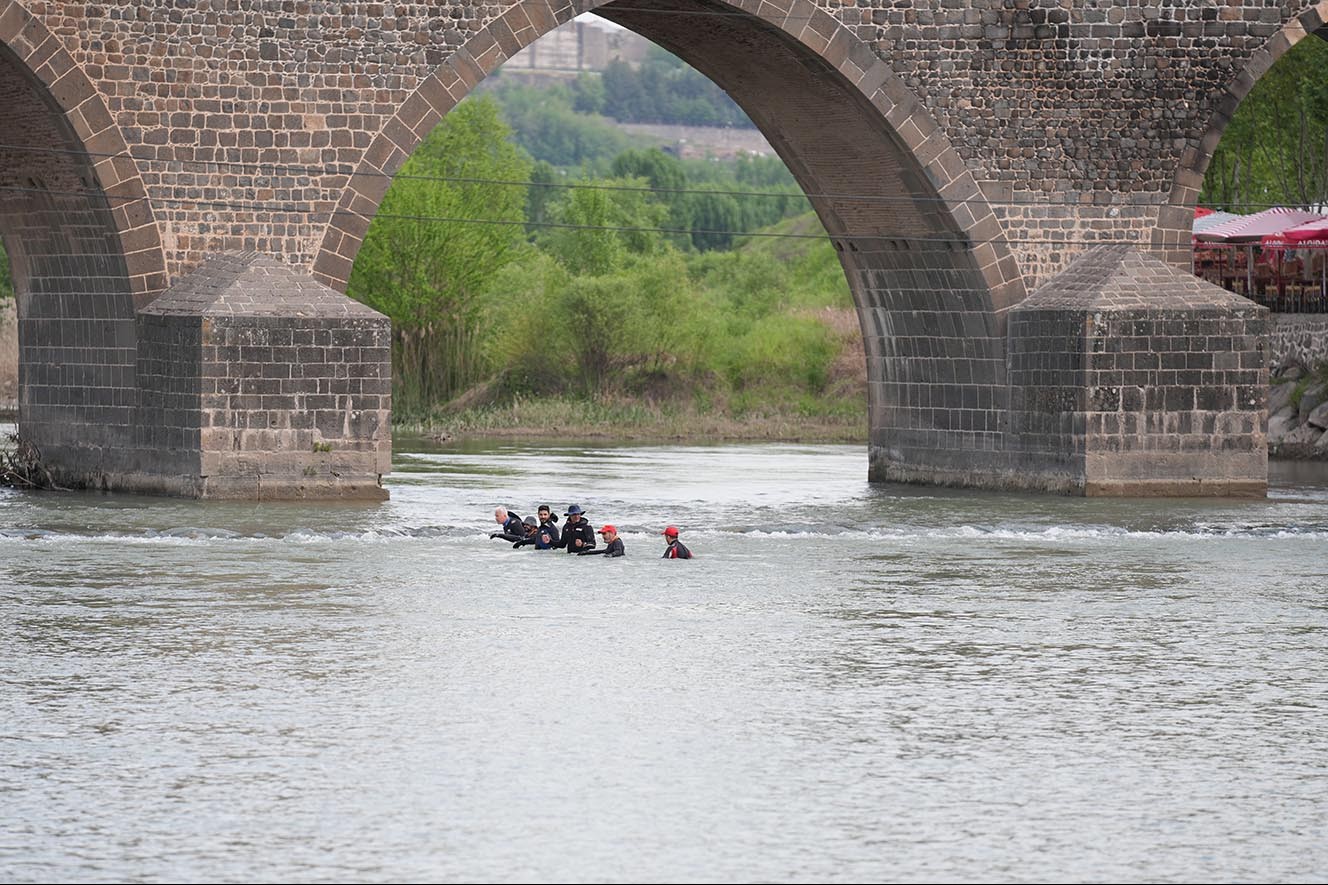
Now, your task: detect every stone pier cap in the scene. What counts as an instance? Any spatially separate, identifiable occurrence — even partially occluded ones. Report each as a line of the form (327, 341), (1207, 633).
(1007, 245), (1268, 498)
(130, 252), (392, 501)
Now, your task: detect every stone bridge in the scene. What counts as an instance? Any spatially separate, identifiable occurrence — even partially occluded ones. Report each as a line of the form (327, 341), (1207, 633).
(2, 0), (1323, 499)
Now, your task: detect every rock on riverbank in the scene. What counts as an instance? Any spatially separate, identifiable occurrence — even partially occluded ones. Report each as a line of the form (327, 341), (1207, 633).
(1269, 363), (1328, 460)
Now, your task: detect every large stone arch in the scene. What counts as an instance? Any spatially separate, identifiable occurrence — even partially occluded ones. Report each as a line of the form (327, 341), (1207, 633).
(0, 1), (167, 478)
(314, 0), (1032, 487)
(1154, 2), (1328, 263)
(0, 0), (166, 302)
(313, 0), (1025, 309)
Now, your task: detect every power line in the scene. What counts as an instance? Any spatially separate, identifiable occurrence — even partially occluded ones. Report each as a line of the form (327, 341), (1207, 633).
(0, 141), (1197, 211)
(5, 139), (1319, 216)
(0, 181), (1187, 250)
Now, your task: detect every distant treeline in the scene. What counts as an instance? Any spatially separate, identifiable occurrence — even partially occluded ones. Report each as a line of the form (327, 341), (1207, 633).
(578, 47), (753, 129)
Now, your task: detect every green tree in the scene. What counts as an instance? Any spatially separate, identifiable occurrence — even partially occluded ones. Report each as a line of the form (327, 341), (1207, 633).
(600, 47), (752, 128)
(571, 73), (605, 115)
(0, 245), (12, 305)
(485, 77), (632, 167)
(1202, 37), (1328, 210)
(525, 160), (559, 233)
(347, 95), (533, 414)
(539, 175), (670, 276)
(685, 187), (742, 251)
(611, 148), (686, 193)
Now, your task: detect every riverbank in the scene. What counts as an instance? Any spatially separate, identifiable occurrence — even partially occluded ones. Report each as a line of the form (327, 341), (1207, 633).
(1268, 361), (1328, 461)
(395, 396), (866, 444)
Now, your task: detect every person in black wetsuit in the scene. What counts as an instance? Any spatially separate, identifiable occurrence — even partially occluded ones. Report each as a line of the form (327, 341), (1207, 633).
(579, 524), (624, 557)
(554, 504), (596, 554)
(514, 506), (560, 549)
(661, 525), (693, 559)
(489, 506), (524, 542)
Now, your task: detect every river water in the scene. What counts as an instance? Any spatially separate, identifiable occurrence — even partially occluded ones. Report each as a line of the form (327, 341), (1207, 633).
(2, 431), (1327, 883)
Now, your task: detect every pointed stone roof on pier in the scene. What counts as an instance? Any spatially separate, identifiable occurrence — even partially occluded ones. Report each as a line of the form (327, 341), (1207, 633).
(141, 251), (385, 319)
(1021, 245), (1260, 311)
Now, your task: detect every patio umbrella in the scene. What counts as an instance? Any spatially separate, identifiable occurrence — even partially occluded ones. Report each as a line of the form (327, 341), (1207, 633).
(1193, 207), (1324, 243)
(1192, 210), (1243, 238)
(1194, 208), (1324, 299)
(1261, 217), (1328, 250)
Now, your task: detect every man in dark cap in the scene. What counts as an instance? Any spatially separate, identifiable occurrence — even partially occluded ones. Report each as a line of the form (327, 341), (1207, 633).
(554, 504), (596, 554)
(509, 515), (540, 548)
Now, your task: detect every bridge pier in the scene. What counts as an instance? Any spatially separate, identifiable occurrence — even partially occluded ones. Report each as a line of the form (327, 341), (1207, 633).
(32, 252), (392, 500)
(869, 247), (1269, 497)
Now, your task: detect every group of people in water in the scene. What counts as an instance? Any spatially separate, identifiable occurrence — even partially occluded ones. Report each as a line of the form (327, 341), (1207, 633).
(488, 505), (693, 559)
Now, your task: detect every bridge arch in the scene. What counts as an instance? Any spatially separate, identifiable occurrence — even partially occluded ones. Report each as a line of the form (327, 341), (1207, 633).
(314, 0), (1032, 482)
(1155, 1), (1328, 261)
(314, 0), (1025, 311)
(0, 4), (166, 476)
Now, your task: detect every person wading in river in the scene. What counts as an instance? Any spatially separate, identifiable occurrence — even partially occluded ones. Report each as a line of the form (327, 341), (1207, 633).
(514, 506), (560, 550)
(661, 526), (693, 559)
(554, 504), (596, 554)
(579, 524), (624, 557)
(490, 506), (524, 542)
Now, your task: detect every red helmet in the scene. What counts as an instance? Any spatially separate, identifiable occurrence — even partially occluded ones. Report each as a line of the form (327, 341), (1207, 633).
(662, 526), (679, 538)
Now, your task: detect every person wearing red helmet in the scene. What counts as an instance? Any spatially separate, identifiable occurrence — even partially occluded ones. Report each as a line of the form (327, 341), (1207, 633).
(579, 524), (625, 557)
(660, 526), (693, 559)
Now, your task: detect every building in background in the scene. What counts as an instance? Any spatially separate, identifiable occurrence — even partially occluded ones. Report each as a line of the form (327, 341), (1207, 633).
(505, 18), (649, 76)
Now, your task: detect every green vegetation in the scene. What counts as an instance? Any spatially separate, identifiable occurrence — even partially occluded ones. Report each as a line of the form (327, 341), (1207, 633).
(590, 46), (752, 128)
(348, 98), (533, 414)
(346, 91), (862, 439)
(0, 246), (11, 305)
(1201, 36), (1328, 211)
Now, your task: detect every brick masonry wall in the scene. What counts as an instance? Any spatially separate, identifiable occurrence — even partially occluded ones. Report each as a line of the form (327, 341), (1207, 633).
(1009, 246), (1268, 496)
(0, 41), (139, 477)
(1269, 314), (1328, 368)
(135, 252), (391, 500)
(3, 0), (1317, 282)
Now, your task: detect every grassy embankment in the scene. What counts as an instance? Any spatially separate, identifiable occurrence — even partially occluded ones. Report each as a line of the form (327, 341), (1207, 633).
(397, 213), (868, 443)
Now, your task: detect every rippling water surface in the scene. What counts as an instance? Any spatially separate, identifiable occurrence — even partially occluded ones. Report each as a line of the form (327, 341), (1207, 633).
(3, 432), (1327, 882)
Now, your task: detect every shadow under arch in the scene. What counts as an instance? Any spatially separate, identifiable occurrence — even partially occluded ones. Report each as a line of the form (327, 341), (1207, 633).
(1154, 2), (1328, 263)
(314, 0), (1035, 481)
(0, 6), (167, 475)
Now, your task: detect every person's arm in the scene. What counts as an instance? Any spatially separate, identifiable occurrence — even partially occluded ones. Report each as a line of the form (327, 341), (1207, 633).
(578, 547), (605, 555)
(490, 531), (523, 542)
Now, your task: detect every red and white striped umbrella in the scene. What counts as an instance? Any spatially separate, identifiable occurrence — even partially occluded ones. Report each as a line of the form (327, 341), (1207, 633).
(1193, 207), (1325, 244)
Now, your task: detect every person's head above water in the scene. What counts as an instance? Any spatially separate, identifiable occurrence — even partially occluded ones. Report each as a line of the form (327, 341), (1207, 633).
(523, 515), (538, 534)
(565, 504), (585, 522)
(494, 506), (508, 524)
(662, 526), (679, 539)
